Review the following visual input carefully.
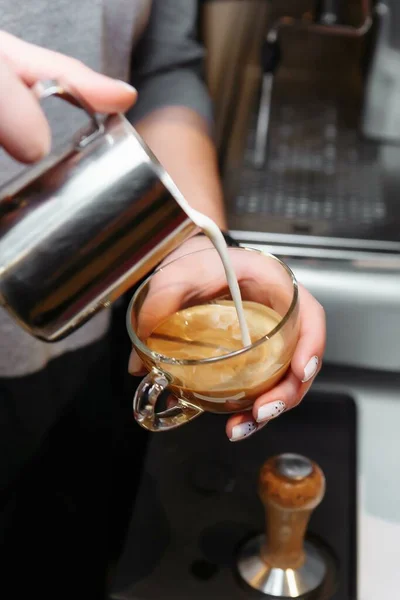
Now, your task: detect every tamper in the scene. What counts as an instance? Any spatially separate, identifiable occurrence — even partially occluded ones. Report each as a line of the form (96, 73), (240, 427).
(237, 453), (328, 597)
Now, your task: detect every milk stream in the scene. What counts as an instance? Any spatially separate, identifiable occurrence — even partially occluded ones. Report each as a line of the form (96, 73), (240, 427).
(161, 172), (251, 347)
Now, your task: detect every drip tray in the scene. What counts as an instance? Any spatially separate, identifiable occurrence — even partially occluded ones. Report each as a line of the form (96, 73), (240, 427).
(110, 391), (357, 600)
(225, 94), (400, 247)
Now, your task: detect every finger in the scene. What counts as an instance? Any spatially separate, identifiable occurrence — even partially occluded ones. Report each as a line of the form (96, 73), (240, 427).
(290, 285), (326, 383)
(0, 31), (137, 113)
(252, 362), (322, 424)
(225, 411), (268, 442)
(0, 57), (50, 162)
(128, 349), (147, 376)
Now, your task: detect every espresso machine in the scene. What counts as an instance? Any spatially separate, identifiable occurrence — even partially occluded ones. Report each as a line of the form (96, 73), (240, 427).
(108, 2), (400, 599)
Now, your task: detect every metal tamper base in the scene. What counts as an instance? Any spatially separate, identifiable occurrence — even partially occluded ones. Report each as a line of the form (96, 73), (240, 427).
(236, 454), (330, 598)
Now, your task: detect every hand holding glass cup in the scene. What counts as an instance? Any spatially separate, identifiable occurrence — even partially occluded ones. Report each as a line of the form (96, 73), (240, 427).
(127, 244), (301, 434)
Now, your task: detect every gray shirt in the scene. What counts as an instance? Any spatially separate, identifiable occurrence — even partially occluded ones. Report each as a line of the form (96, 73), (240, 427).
(0, 0), (212, 377)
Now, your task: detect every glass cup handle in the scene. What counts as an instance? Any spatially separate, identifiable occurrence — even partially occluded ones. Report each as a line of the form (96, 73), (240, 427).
(133, 368), (203, 432)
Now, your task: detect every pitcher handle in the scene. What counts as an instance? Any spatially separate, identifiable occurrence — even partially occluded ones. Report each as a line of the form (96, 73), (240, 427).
(32, 79), (104, 148)
(133, 369), (203, 432)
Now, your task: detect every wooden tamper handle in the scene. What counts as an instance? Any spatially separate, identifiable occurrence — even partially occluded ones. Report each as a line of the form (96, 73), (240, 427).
(258, 453), (326, 570)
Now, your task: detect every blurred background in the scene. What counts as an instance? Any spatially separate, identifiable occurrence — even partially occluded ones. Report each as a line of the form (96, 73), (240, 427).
(111, 3), (400, 599)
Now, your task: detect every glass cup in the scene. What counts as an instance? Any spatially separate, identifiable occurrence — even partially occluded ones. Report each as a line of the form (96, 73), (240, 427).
(127, 247), (299, 432)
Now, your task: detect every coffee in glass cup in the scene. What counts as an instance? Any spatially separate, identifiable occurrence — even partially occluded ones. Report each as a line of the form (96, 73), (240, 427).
(127, 247), (299, 432)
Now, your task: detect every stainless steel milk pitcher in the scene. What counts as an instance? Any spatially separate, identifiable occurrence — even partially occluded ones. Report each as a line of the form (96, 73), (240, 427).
(0, 80), (196, 342)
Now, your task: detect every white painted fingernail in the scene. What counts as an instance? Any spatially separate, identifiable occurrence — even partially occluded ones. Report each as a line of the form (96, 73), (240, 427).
(230, 421), (257, 442)
(116, 80), (137, 93)
(256, 401), (286, 423)
(302, 356), (319, 382)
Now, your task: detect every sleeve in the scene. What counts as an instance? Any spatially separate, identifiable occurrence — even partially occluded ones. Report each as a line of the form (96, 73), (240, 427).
(126, 0), (214, 131)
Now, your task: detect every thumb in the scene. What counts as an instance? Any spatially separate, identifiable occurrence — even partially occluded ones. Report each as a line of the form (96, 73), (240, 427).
(128, 349), (146, 376)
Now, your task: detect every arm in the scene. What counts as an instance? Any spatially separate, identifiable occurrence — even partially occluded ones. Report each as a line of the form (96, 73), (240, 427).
(126, 0), (227, 228)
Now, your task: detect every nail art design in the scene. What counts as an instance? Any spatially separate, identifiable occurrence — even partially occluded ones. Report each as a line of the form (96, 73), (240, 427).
(256, 400), (286, 423)
(302, 356), (319, 382)
(230, 421), (257, 442)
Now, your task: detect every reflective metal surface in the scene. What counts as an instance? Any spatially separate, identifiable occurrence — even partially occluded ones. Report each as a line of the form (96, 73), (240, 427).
(225, 0), (400, 245)
(237, 535), (326, 598)
(0, 81), (196, 342)
(226, 93), (400, 243)
(275, 453), (313, 480)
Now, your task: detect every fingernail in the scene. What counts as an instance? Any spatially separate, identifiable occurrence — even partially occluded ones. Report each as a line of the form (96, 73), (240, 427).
(256, 400), (286, 423)
(116, 80), (137, 93)
(302, 356), (319, 382)
(230, 421), (257, 442)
